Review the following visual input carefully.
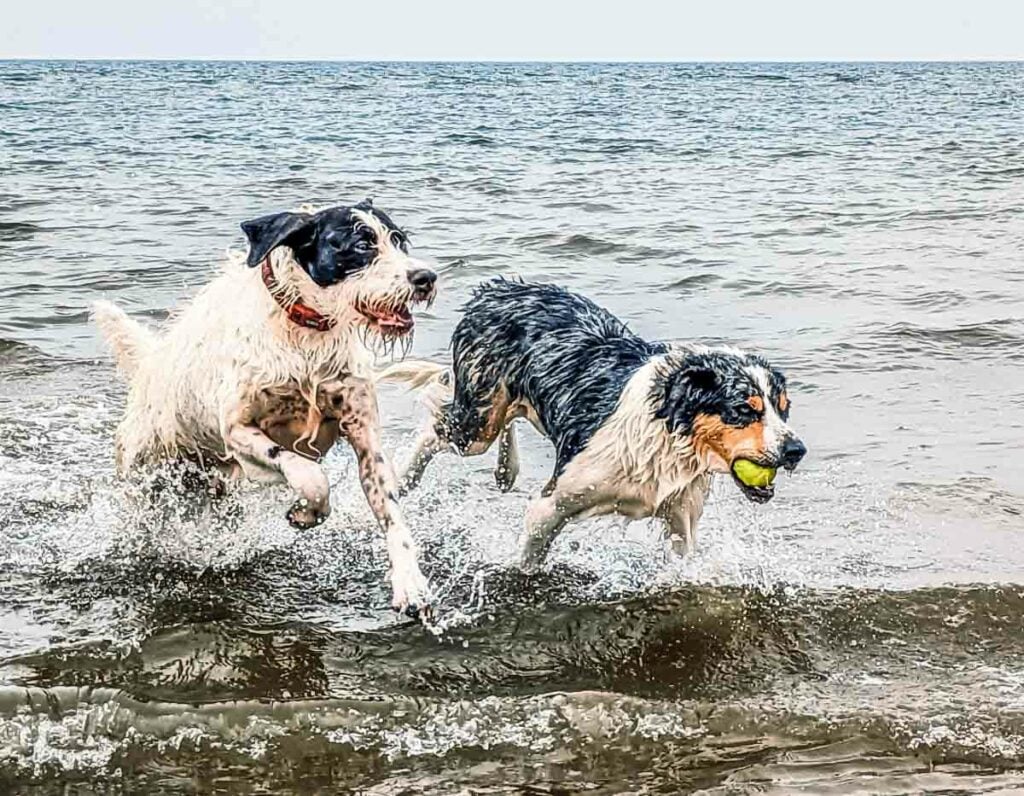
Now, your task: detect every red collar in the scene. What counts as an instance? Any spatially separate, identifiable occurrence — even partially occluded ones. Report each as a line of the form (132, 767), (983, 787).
(261, 258), (336, 332)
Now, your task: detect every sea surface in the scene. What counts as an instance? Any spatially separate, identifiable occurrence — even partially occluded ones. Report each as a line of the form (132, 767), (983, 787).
(1, 60), (1023, 794)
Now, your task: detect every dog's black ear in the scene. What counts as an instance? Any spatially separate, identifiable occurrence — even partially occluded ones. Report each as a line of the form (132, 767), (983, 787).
(353, 197), (374, 212)
(241, 211), (314, 267)
(656, 357), (721, 432)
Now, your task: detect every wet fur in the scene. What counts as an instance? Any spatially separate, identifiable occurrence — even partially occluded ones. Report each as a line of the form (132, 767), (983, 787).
(380, 279), (805, 571)
(93, 202), (436, 616)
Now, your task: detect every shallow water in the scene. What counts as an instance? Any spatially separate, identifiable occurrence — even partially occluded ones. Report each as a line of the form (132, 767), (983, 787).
(1, 60), (1024, 793)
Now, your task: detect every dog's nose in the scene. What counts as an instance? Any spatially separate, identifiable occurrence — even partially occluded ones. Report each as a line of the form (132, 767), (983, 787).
(407, 268), (437, 295)
(781, 437), (807, 470)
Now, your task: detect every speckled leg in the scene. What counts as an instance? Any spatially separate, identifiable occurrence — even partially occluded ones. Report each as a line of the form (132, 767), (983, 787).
(333, 376), (432, 618)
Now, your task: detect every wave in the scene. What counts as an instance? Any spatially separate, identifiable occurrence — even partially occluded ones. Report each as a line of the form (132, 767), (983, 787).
(511, 232), (695, 263)
(5, 582), (1024, 702)
(766, 148), (825, 159)
(3, 658), (1024, 790)
(0, 72), (42, 84)
(0, 220), (41, 240)
(878, 319), (1024, 360)
(738, 73), (793, 82)
(440, 132), (497, 147)
(512, 231), (623, 257)
(667, 273), (722, 292)
(0, 337), (48, 365)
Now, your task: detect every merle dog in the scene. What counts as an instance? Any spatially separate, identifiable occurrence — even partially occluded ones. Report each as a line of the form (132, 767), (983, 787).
(379, 279), (805, 571)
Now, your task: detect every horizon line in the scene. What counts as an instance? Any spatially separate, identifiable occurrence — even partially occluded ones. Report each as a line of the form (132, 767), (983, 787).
(2, 57), (1022, 64)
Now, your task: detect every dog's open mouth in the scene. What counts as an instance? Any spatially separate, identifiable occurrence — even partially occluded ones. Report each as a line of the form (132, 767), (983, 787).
(357, 303), (415, 335)
(730, 458), (777, 504)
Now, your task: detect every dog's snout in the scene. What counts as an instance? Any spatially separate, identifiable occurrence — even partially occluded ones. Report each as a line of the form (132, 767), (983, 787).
(408, 268), (437, 295)
(781, 437), (807, 470)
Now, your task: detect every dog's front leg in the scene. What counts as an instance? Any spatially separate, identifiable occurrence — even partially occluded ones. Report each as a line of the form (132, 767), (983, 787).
(659, 474), (711, 556)
(337, 378), (432, 618)
(516, 489), (596, 573)
(225, 422), (330, 529)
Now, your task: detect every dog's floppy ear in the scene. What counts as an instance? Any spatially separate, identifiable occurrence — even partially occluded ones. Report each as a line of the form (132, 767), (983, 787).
(241, 211), (314, 268)
(656, 356), (721, 432)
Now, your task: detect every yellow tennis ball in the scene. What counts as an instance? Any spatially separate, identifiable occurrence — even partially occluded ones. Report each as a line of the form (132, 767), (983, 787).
(732, 459), (777, 488)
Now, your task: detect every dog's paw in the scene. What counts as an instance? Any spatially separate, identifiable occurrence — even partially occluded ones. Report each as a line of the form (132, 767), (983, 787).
(668, 533), (694, 558)
(512, 555), (544, 576)
(512, 532), (549, 575)
(391, 564), (433, 622)
(286, 498), (329, 530)
(494, 465), (518, 493)
(396, 469), (422, 498)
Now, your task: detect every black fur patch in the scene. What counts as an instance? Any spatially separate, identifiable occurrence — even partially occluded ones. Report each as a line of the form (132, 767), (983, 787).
(241, 199), (409, 287)
(444, 280), (668, 476)
(654, 350), (787, 435)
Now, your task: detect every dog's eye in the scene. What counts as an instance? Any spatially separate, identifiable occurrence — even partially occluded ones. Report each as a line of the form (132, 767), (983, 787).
(734, 403), (760, 420)
(353, 240), (372, 254)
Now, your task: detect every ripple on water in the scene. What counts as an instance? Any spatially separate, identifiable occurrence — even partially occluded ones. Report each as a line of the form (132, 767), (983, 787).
(2, 60), (1024, 792)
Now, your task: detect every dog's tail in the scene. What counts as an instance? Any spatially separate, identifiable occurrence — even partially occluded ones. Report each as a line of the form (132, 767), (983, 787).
(375, 359), (453, 413)
(92, 300), (155, 379)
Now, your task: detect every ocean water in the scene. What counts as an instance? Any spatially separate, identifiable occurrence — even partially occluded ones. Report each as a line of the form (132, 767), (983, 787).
(1, 60), (1023, 793)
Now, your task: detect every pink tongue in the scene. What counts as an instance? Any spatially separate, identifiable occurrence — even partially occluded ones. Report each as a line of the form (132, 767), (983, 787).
(377, 310), (412, 329)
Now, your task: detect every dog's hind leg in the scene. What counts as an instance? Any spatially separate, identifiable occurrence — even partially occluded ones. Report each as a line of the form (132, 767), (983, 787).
(378, 361), (454, 496)
(397, 423), (445, 496)
(494, 423), (520, 492)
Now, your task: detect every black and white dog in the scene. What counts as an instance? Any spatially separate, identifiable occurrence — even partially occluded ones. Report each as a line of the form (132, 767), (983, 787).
(94, 200), (437, 616)
(379, 279), (806, 571)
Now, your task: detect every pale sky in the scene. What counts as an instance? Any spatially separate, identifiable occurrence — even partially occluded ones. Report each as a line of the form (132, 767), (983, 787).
(2, 0), (1022, 61)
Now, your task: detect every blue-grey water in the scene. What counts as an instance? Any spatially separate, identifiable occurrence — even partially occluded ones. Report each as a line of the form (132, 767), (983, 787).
(1, 61), (1024, 794)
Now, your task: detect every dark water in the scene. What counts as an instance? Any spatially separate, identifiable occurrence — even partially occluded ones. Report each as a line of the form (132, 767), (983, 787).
(1, 61), (1024, 793)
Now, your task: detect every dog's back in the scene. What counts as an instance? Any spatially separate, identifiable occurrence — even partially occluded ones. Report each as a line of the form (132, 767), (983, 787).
(448, 279), (668, 474)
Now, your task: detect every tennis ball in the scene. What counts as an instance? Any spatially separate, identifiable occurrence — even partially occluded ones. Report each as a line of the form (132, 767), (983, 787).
(732, 459), (777, 488)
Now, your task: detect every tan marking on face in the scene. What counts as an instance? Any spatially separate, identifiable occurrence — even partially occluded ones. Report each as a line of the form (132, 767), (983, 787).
(778, 392), (789, 413)
(747, 395), (764, 413)
(691, 412), (768, 471)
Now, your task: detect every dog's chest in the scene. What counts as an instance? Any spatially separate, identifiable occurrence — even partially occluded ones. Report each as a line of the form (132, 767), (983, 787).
(608, 480), (666, 519)
(250, 384), (345, 460)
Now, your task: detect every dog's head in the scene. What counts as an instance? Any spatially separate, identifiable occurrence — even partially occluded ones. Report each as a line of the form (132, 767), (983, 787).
(241, 199), (436, 338)
(655, 348), (806, 503)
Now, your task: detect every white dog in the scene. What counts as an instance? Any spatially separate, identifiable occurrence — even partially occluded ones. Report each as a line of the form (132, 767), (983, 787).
(93, 200), (437, 617)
